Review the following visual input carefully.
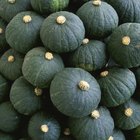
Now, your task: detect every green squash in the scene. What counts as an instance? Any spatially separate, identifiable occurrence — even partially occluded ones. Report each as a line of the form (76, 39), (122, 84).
(69, 38), (107, 71)
(0, 74), (10, 103)
(6, 11), (44, 54)
(98, 67), (136, 107)
(10, 76), (43, 115)
(40, 11), (85, 53)
(0, 101), (21, 132)
(31, 0), (69, 14)
(105, 0), (140, 24)
(69, 106), (114, 140)
(107, 23), (140, 68)
(112, 98), (140, 130)
(0, 18), (9, 53)
(133, 125), (140, 140)
(0, 131), (14, 140)
(0, 48), (24, 81)
(28, 111), (61, 140)
(50, 68), (101, 118)
(76, 0), (118, 39)
(0, 0), (31, 22)
(22, 47), (64, 88)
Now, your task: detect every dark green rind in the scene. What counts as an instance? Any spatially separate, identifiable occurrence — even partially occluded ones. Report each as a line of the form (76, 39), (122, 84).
(0, 101), (21, 133)
(105, 0), (140, 24)
(133, 125), (140, 140)
(76, 1), (118, 39)
(98, 67), (136, 107)
(6, 11), (44, 54)
(31, 0), (69, 14)
(0, 18), (9, 53)
(112, 99), (140, 130)
(107, 23), (140, 68)
(0, 0), (31, 22)
(0, 131), (14, 140)
(70, 40), (107, 71)
(50, 68), (101, 118)
(10, 76), (42, 115)
(22, 47), (64, 88)
(0, 49), (24, 81)
(28, 111), (61, 140)
(69, 106), (114, 140)
(111, 129), (126, 140)
(40, 11), (85, 53)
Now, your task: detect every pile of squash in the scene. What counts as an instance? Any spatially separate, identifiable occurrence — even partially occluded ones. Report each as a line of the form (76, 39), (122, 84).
(0, 0), (140, 140)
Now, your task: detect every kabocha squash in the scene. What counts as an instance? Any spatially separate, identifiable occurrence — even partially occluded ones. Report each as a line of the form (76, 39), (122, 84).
(69, 38), (107, 71)
(31, 0), (69, 14)
(0, 49), (24, 81)
(0, 101), (21, 133)
(105, 0), (140, 24)
(107, 23), (140, 68)
(0, 131), (14, 140)
(98, 67), (136, 107)
(77, 0), (118, 39)
(22, 47), (64, 88)
(112, 98), (140, 130)
(40, 11), (85, 53)
(6, 11), (44, 54)
(69, 106), (114, 140)
(0, 0), (31, 22)
(0, 18), (9, 53)
(50, 68), (101, 118)
(10, 76), (43, 115)
(28, 111), (61, 140)
(0, 74), (10, 103)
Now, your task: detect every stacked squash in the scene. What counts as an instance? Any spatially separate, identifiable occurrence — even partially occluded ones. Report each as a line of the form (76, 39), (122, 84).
(0, 0), (140, 139)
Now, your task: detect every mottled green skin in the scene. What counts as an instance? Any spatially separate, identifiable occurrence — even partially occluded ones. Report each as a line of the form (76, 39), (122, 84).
(69, 106), (114, 140)
(40, 11), (85, 53)
(0, 131), (14, 140)
(0, 0), (31, 22)
(98, 68), (136, 107)
(112, 129), (126, 140)
(77, 1), (118, 39)
(112, 99), (140, 130)
(0, 102), (21, 132)
(0, 18), (9, 53)
(107, 23), (140, 68)
(31, 0), (69, 14)
(22, 47), (64, 88)
(50, 68), (101, 118)
(0, 74), (10, 103)
(6, 11), (44, 54)
(105, 0), (140, 24)
(70, 40), (107, 71)
(28, 111), (61, 140)
(10, 77), (42, 115)
(0, 49), (24, 81)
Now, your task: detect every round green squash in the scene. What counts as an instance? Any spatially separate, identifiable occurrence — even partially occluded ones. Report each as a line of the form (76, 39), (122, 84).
(112, 98), (140, 130)
(22, 47), (64, 88)
(107, 23), (140, 68)
(0, 18), (9, 53)
(0, 74), (10, 103)
(0, 131), (14, 140)
(50, 68), (101, 118)
(69, 106), (114, 140)
(10, 76), (43, 115)
(0, 48), (24, 81)
(76, 0), (118, 39)
(109, 129), (125, 140)
(98, 67), (136, 107)
(31, 0), (69, 14)
(28, 111), (61, 140)
(69, 38), (107, 71)
(0, 101), (21, 133)
(40, 11), (85, 53)
(105, 0), (140, 24)
(6, 11), (44, 54)
(0, 0), (31, 22)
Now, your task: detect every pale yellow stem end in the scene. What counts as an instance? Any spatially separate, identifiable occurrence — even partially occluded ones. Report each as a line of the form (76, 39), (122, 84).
(8, 56), (15, 62)
(56, 16), (66, 24)
(100, 71), (109, 77)
(91, 110), (100, 119)
(82, 38), (89, 45)
(125, 108), (133, 117)
(78, 80), (90, 91)
(41, 125), (49, 133)
(34, 87), (42, 96)
(122, 36), (131, 46)
(45, 52), (53, 60)
(23, 15), (32, 23)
